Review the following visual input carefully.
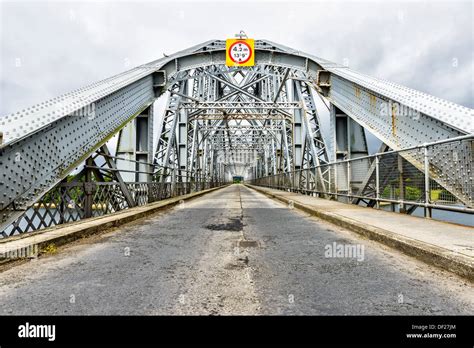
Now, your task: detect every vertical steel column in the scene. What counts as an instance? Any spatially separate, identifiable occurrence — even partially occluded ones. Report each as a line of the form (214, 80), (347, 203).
(347, 160), (352, 200)
(291, 81), (303, 172)
(84, 157), (94, 218)
(398, 155), (405, 213)
(136, 105), (154, 183)
(177, 101), (188, 175)
(116, 120), (137, 182)
(330, 103), (369, 198)
(375, 155), (380, 209)
(424, 145), (432, 218)
(116, 104), (154, 182)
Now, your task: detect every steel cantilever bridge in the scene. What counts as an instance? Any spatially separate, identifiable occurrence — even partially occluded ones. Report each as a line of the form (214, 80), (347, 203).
(0, 39), (473, 237)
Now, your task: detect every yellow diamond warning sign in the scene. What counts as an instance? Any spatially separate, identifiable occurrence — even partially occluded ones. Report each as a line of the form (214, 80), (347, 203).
(226, 39), (254, 67)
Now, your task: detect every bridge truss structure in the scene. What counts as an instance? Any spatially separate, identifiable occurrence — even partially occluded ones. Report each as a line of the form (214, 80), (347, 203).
(0, 39), (472, 237)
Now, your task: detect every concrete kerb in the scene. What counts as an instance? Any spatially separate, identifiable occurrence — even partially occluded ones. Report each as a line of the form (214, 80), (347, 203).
(0, 185), (230, 270)
(245, 184), (474, 282)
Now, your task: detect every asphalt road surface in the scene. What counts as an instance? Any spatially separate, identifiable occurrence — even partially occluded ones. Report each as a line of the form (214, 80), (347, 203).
(0, 185), (472, 315)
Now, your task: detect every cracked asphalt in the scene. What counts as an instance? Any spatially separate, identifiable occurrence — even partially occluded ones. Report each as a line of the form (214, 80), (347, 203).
(0, 184), (472, 315)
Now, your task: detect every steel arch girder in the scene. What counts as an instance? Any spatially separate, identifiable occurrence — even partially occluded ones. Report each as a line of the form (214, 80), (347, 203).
(0, 76), (155, 228)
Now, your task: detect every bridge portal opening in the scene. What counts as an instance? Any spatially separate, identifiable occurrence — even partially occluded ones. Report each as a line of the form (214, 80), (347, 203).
(232, 176), (244, 184)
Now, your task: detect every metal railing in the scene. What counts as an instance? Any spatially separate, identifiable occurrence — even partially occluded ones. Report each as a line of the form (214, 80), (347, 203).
(2, 163), (228, 237)
(248, 135), (473, 218)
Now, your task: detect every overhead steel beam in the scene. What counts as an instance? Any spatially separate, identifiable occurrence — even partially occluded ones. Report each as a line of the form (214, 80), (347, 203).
(181, 101), (300, 109)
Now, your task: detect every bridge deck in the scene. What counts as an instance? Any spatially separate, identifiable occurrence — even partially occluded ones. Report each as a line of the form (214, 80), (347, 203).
(247, 185), (474, 259)
(0, 185), (472, 315)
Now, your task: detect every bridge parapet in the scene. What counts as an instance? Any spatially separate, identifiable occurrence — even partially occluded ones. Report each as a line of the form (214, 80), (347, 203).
(249, 134), (473, 218)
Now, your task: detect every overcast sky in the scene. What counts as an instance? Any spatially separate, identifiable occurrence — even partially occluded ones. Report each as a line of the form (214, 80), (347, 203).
(0, 0), (472, 153)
